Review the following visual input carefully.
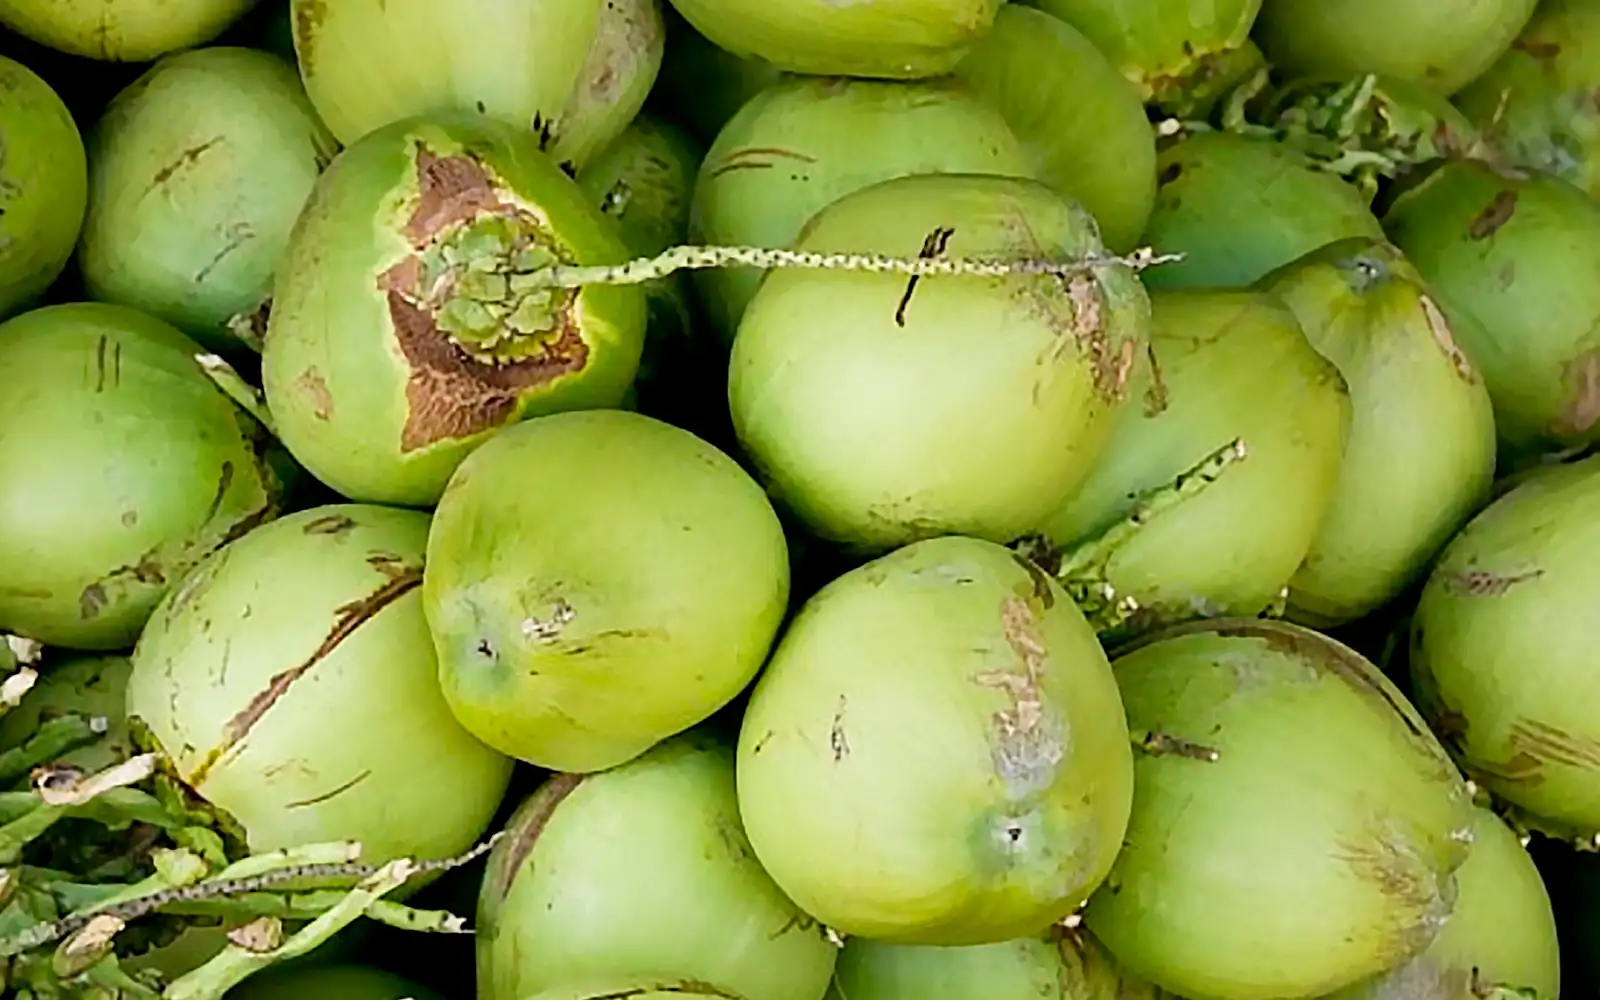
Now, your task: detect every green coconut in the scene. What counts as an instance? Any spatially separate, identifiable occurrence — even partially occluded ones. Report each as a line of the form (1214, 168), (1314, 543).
(0, 302), (285, 650)
(1024, 0), (1265, 116)
(952, 4), (1156, 252)
(1139, 131), (1386, 290)
(423, 409), (789, 773)
(125, 504), (514, 862)
(688, 76), (1034, 342)
(0, 55), (87, 320)
(729, 172), (1151, 555)
(1259, 238), (1497, 627)
(0, 653), (133, 772)
(1083, 618), (1477, 1000)
(259, 111), (647, 507)
(477, 731), (837, 1000)
(827, 927), (1172, 1000)
(663, 0), (1001, 79)
(1254, 0), (1537, 97)
(1383, 160), (1600, 459)
(1322, 807), (1559, 1000)
(1455, 0), (1600, 200)
(290, 0), (661, 168)
(651, 5), (785, 144)
(226, 963), (444, 1000)
(1409, 454), (1600, 842)
(737, 535), (1135, 945)
(78, 47), (338, 354)
(0, 0), (260, 61)
(1038, 288), (1350, 641)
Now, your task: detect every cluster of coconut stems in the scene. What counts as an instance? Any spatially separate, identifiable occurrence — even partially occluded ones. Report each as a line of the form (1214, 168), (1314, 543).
(4, 240), (1288, 998)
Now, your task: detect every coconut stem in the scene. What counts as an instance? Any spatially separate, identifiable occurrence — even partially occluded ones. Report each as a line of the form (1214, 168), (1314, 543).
(523, 243), (1184, 290)
(195, 353), (277, 437)
(0, 714), (105, 786)
(1054, 438), (1249, 631)
(162, 859), (417, 1000)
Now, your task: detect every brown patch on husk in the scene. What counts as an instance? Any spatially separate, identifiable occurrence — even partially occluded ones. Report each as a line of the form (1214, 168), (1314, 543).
(1468, 190), (1518, 240)
(380, 149), (590, 451)
(186, 562), (423, 787)
(1555, 348), (1600, 436)
(975, 597), (1062, 785)
(1439, 567), (1544, 597)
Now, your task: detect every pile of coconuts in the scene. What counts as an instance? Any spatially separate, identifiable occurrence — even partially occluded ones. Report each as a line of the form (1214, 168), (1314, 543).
(2, 0), (1600, 997)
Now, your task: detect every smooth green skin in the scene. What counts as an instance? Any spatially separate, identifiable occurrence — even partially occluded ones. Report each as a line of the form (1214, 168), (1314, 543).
(1323, 807), (1559, 1000)
(0, 56), (86, 320)
(0, 303), (281, 650)
(1254, 0), (1537, 97)
(737, 536), (1135, 946)
(1140, 133), (1384, 291)
(651, 5), (786, 145)
(827, 928), (1172, 1000)
(291, 0), (660, 168)
(478, 732), (837, 1000)
(260, 112), (647, 508)
(1024, 0), (1262, 109)
(423, 409), (789, 773)
(1261, 239), (1497, 627)
(1084, 619), (1476, 1000)
(0, 653), (133, 772)
(78, 47), (338, 354)
(126, 504), (514, 860)
(1040, 290), (1350, 636)
(1383, 160), (1600, 457)
(665, 0), (1000, 78)
(226, 964), (443, 1000)
(0, 0), (259, 61)
(689, 76), (1035, 343)
(730, 172), (1151, 555)
(952, 5), (1156, 253)
(1409, 455), (1600, 840)
(1455, 0), (1600, 198)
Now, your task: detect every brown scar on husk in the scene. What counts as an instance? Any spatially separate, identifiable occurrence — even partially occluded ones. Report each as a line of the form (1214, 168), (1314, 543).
(485, 772), (584, 903)
(1334, 828), (1452, 962)
(1418, 295), (1478, 382)
(1439, 566), (1544, 597)
(1133, 730), (1220, 761)
(1509, 719), (1600, 772)
(976, 597), (1063, 785)
(152, 137), (224, 188)
(1142, 342), (1169, 416)
(285, 769), (372, 809)
(829, 695), (850, 762)
(1513, 38), (1561, 59)
(292, 0), (327, 74)
(1063, 273), (1136, 400)
(380, 148), (589, 451)
(185, 562), (423, 787)
(1214, 623), (1435, 745)
(1010, 553), (1056, 609)
(93, 335), (122, 393)
(1555, 349), (1600, 435)
(295, 367), (335, 421)
(707, 147), (818, 178)
(567, 982), (751, 1000)
(1468, 190), (1518, 240)
(301, 513), (357, 536)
